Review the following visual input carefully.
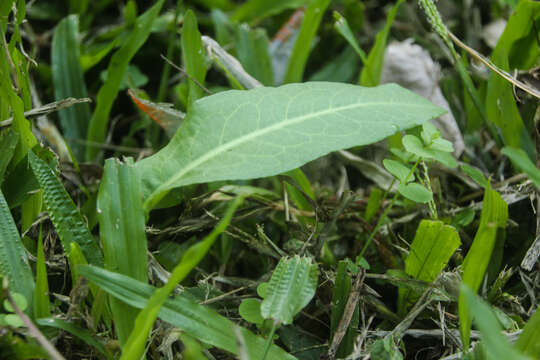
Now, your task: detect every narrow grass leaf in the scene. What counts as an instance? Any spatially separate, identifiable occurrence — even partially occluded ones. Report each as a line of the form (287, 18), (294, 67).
(97, 157), (147, 346)
(515, 307), (540, 358)
(136, 82), (445, 210)
(28, 151), (103, 266)
(330, 260), (358, 357)
(79, 265), (296, 360)
(0, 189), (34, 314)
(181, 10), (207, 109)
(36, 318), (112, 359)
(235, 24), (274, 86)
(283, 0), (331, 84)
(119, 196), (243, 360)
(261, 255), (318, 325)
(232, 0), (309, 24)
(461, 285), (530, 360)
(86, 0), (164, 161)
(485, 1), (540, 151)
(34, 227), (50, 319)
(333, 11), (367, 63)
(0, 128), (19, 181)
(398, 220), (460, 314)
(0, 71), (37, 165)
(502, 147), (540, 189)
(359, 0), (404, 86)
(51, 15), (92, 160)
(459, 184), (508, 348)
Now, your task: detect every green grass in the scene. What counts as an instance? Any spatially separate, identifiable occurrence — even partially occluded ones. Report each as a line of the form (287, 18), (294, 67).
(0, 1), (539, 359)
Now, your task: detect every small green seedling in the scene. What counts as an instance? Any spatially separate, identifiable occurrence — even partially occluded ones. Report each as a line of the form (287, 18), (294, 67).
(384, 122), (457, 218)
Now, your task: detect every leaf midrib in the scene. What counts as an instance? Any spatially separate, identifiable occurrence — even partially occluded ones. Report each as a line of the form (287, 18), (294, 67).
(150, 100), (432, 200)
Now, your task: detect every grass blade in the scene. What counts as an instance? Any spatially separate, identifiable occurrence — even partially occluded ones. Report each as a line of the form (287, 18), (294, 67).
(485, 1), (540, 151)
(283, 0), (331, 83)
(181, 10), (208, 109)
(235, 24), (274, 86)
(359, 0), (404, 86)
(118, 196), (243, 360)
(28, 151), (103, 266)
(0, 189), (34, 314)
(97, 158), (148, 345)
(515, 308), (540, 358)
(36, 318), (112, 359)
(502, 147), (540, 189)
(0, 128), (19, 181)
(232, 0), (309, 24)
(459, 184), (508, 348)
(51, 15), (92, 160)
(333, 11), (367, 64)
(34, 227), (51, 319)
(79, 264), (297, 360)
(86, 0), (164, 161)
(461, 285), (530, 360)
(97, 157), (148, 345)
(329, 261), (358, 358)
(398, 220), (460, 314)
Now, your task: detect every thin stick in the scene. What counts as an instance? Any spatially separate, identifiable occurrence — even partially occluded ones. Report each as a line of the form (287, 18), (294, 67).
(0, 97), (92, 127)
(160, 54), (212, 95)
(447, 31), (540, 100)
(3, 280), (66, 360)
(327, 268), (366, 360)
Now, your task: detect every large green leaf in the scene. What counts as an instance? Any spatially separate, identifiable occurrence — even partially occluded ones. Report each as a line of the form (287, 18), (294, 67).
(78, 265), (297, 360)
(51, 15), (91, 160)
(459, 184), (508, 348)
(0, 189), (34, 314)
(261, 256), (318, 325)
(398, 220), (460, 314)
(86, 0), (164, 161)
(28, 151), (103, 266)
(136, 82), (445, 210)
(97, 158), (147, 345)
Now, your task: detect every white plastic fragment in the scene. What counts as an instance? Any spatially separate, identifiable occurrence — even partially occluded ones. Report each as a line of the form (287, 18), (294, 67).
(380, 39), (465, 156)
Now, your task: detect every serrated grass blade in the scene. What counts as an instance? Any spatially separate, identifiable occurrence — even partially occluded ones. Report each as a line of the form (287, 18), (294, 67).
(28, 151), (103, 266)
(0, 189), (34, 314)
